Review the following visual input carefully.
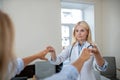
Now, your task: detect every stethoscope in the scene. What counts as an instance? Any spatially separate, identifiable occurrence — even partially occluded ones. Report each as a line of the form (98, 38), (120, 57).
(69, 44), (94, 61)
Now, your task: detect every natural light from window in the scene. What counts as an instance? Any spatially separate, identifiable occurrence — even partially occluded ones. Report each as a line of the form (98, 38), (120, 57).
(61, 8), (83, 48)
(61, 9), (82, 24)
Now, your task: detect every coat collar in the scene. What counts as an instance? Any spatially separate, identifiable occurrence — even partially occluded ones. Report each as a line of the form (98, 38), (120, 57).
(74, 41), (90, 47)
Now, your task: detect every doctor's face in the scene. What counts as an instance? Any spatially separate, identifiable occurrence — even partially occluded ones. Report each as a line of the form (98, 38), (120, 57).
(74, 25), (88, 42)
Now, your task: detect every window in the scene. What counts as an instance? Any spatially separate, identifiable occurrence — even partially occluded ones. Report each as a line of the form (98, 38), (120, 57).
(61, 25), (70, 48)
(61, 9), (82, 24)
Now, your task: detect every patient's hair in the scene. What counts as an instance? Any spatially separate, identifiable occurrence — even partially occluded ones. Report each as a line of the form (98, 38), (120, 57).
(0, 10), (17, 80)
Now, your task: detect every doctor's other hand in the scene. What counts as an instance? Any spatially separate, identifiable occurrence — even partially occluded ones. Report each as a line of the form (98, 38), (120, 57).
(46, 46), (56, 61)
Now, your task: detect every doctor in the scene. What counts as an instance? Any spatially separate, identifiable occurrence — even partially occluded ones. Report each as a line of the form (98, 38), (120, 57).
(47, 21), (108, 80)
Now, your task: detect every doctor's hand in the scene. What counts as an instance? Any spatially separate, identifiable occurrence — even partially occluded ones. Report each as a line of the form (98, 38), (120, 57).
(89, 44), (100, 55)
(89, 44), (105, 67)
(46, 46), (56, 61)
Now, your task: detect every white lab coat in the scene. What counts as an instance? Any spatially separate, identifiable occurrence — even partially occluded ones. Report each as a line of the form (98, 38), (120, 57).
(49, 41), (108, 80)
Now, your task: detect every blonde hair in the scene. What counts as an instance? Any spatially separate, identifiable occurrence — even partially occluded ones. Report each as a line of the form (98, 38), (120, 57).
(71, 21), (93, 45)
(0, 10), (16, 80)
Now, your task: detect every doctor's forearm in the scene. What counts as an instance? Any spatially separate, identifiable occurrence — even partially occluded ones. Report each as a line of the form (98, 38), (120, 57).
(94, 52), (104, 67)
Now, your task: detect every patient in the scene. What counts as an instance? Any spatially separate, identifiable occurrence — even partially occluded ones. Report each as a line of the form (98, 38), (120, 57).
(0, 10), (49, 80)
(0, 10), (91, 80)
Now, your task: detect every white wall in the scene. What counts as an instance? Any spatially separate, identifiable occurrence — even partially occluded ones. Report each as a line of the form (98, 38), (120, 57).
(102, 0), (120, 78)
(1, 0), (61, 58)
(0, 0), (3, 8)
